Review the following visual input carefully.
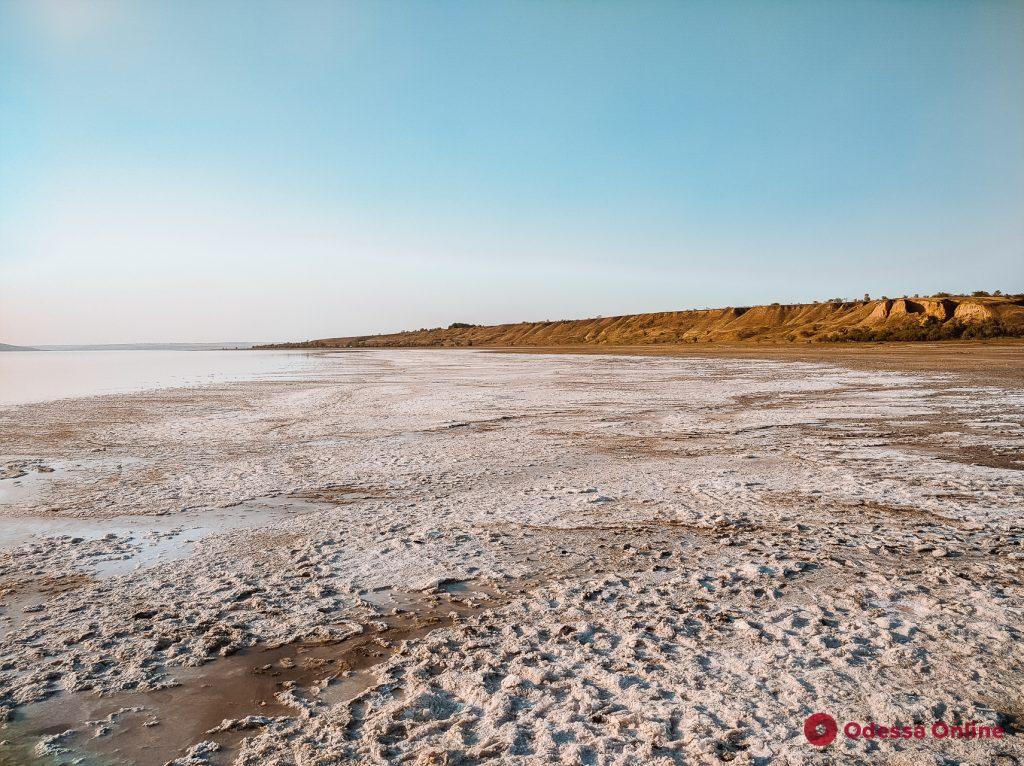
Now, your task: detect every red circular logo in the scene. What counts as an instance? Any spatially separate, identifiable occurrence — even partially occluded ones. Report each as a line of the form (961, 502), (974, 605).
(804, 713), (838, 746)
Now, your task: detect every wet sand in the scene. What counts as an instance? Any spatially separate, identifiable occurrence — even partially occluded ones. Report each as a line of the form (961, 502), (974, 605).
(1, 349), (1022, 764)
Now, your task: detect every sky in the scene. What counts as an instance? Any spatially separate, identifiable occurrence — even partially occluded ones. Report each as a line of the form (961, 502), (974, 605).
(1, 0), (1022, 345)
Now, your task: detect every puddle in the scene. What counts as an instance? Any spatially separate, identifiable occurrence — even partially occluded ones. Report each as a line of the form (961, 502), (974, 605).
(0, 464), (70, 505)
(0, 496), (327, 579)
(0, 457), (146, 507)
(0, 580), (513, 766)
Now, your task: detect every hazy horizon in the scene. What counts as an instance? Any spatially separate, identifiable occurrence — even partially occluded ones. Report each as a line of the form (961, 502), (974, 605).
(2, 0), (1023, 346)
(4, 290), (1024, 348)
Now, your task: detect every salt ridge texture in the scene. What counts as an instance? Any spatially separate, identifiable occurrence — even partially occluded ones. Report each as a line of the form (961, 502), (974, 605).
(0, 350), (1022, 765)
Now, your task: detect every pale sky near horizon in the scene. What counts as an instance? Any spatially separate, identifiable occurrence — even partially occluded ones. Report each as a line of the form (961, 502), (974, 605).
(1, 1), (1022, 345)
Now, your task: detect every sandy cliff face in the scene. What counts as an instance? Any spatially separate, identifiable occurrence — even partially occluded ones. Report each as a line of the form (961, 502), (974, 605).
(265, 295), (1024, 348)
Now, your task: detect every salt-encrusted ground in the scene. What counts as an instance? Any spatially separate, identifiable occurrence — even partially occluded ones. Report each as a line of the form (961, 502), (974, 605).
(0, 350), (1022, 765)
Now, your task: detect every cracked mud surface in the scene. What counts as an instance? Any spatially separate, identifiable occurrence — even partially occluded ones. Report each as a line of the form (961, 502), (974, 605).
(0, 350), (1022, 764)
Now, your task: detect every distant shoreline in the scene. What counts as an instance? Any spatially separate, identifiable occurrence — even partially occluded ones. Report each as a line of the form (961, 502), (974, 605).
(257, 293), (1024, 350)
(0, 343), (264, 352)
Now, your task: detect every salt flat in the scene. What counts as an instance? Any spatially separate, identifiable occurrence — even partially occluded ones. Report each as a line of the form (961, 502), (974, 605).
(0, 350), (1021, 765)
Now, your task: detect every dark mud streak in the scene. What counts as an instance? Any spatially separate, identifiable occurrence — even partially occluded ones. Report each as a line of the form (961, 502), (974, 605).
(0, 580), (538, 766)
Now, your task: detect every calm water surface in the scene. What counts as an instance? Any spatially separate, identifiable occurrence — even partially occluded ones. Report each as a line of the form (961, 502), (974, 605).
(0, 349), (331, 406)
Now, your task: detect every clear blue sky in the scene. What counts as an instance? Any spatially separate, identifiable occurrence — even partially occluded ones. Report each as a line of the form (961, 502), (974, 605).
(1, 0), (1022, 344)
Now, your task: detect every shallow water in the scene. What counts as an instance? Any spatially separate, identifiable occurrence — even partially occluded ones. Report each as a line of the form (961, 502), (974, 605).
(0, 496), (324, 578)
(0, 457), (146, 507)
(0, 464), (71, 505)
(0, 349), (331, 406)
